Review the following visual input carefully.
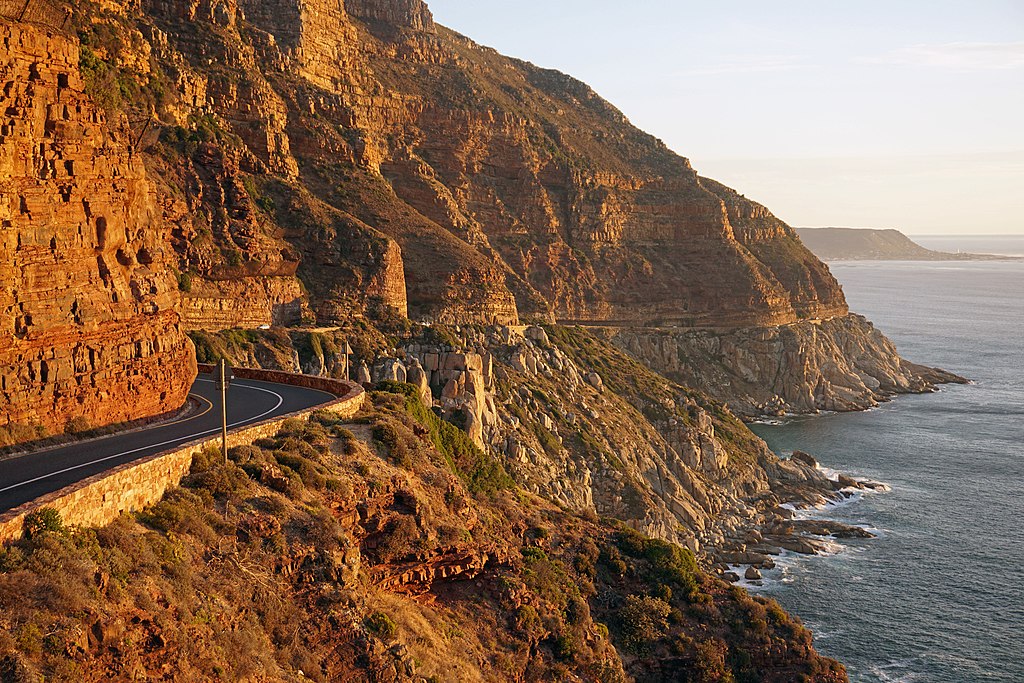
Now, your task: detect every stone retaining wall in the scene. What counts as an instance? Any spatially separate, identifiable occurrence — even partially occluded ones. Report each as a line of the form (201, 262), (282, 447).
(0, 370), (364, 544)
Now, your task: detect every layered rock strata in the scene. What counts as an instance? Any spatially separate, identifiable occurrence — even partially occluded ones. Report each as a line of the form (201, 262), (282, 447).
(0, 20), (195, 437)
(128, 0), (846, 328)
(50, 0), (956, 423)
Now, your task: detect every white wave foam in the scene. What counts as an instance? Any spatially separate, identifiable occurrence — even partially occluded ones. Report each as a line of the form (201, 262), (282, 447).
(868, 659), (926, 683)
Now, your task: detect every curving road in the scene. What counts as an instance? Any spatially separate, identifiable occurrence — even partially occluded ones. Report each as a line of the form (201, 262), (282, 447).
(0, 375), (338, 514)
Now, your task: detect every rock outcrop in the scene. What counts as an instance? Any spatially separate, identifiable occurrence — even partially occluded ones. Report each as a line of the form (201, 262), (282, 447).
(0, 19), (195, 439)
(614, 314), (966, 417)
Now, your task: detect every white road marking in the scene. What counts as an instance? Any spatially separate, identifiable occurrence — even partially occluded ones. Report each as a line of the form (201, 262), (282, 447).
(0, 381), (285, 495)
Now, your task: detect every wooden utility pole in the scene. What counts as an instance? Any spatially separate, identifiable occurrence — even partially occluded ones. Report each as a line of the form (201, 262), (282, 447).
(215, 359), (232, 463)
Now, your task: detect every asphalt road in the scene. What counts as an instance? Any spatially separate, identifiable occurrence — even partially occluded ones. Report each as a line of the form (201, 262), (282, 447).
(0, 375), (337, 514)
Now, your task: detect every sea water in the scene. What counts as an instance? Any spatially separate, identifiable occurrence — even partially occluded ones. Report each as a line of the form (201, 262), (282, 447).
(749, 256), (1024, 682)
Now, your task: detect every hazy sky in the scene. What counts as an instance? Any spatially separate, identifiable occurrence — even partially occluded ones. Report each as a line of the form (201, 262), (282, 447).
(427, 0), (1024, 235)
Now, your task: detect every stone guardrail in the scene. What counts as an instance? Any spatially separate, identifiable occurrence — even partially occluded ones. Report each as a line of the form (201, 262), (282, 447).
(0, 368), (365, 544)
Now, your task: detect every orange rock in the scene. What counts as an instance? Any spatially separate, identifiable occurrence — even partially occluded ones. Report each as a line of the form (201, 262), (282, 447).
(0, 20), (195, 440)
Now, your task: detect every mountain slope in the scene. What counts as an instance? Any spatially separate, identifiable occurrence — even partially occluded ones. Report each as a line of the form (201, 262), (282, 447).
(796, 227), (1013, 261)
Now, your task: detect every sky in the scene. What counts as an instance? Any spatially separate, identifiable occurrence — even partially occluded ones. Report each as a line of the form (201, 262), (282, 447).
(426, 0), (1024, 235)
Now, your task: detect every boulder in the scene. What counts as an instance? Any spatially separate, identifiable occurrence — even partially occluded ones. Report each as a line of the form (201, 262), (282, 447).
(525, 326), (549, 345)
(744, 566), (762, 581)
(461, 405), (484, 449)
(376, 358), (407, 383)
(791, 450), (818, 468)
(835, 473), (861, 489)
(356, 362), (372, 385)
(407, 360), (432, 407)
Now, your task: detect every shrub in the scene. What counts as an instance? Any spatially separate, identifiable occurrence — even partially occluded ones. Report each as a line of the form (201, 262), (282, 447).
(693, 638), (734, 683)
(0, 546), (26, 572)
(64, 416), (90, 435)
(522, 546), (549, 563)
(183, 460), (251, 500)
(138, 488), (217, 543)
(371, 420), (413, 468)
(274, 451), (326, 489)
(552, 633), (577, 661)
(22, 508), (65, 539)
(375, 516), (420, 561)
(618, 595), (671, 654)
(177, 271), (193, 293)
(512, 605), (542, 635)
(0, 423), (47, 448)
(574, 539), (600, 580)
(599, 546), (627, 576)
(615, 529), (699, 600)
(364, 611), (397, 640)
(374, 382), (513, 495)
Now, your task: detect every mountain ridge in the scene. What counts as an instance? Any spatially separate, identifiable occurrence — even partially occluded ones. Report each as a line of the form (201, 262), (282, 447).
(796, 227), (1018, 261)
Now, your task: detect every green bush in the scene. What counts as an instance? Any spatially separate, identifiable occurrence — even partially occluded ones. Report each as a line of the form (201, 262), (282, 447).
(375, 382), (514, 495)
(522, 546), (548, 563)
(273, 451), (326, 489)
(364, 611), (397, 640)
(371, 420), (413, 468)
(618, 595), (672, 654)
(177, 271), (193, 293)
(599, 545), (627, 576)
(22, 508), (65, 539)
(552, 633), (577, 661)
(512, 604), (542, 635)
(615, 529), (699, 600)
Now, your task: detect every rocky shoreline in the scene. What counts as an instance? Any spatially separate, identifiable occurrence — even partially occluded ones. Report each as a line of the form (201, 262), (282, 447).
(705, 449), (887, 586)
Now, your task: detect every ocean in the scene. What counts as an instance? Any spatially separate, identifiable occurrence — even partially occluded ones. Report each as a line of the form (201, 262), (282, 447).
(748, 253), (1024, 682)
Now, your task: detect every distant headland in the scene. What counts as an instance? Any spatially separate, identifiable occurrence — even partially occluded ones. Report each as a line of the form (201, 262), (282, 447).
(796, 227), (1018, 261)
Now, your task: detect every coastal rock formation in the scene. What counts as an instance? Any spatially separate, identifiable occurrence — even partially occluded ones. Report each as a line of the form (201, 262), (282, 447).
(345, 0), (434, 31)
(87, 0), (842, 329)
(614, 314), (966, 417)
(0, 19), (194, 439)
(180, 276), (305, 331)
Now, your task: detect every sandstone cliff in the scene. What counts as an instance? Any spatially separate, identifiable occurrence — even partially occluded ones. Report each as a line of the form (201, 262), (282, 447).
(64, 0), (845, 328)
(51, 0), (950, 416)
(0, 19), (194, 440)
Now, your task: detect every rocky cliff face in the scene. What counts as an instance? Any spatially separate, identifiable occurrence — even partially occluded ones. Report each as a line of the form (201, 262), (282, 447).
(58, 0), (947, 416)
(0, 19), (194, 439)
(67, 0), (847, 330)
(1, 0), (956, 440)
(0, 0), (950, 430)
(613, 315), (966, 417)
